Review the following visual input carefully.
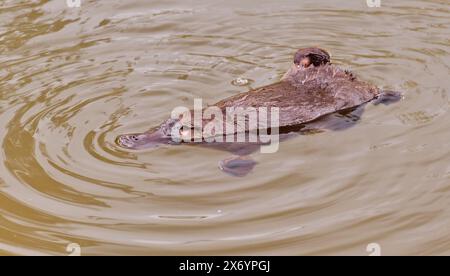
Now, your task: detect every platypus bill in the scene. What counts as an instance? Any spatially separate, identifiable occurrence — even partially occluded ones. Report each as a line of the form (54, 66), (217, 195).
(117, 47), (401, 177)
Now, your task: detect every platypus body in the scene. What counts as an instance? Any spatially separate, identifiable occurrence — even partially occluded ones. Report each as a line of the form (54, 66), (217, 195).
(118, 47), (401, 176)
(214, 64), (379, 128)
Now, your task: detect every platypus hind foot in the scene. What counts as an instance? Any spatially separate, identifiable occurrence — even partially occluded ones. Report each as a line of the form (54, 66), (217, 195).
(373, 90), (403, 105)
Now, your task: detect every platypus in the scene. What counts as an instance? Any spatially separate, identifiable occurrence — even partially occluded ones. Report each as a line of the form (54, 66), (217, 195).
(118, 47), (401, 176)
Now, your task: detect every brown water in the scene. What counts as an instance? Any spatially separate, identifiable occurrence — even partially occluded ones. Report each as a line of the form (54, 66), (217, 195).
(0, 0), (449, 256)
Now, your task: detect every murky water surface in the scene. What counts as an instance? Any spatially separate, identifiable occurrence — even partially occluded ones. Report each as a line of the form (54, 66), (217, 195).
(0, 0), (449, 255)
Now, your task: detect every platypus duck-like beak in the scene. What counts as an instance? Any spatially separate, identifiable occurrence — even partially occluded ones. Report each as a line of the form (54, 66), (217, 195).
(117, 128), (173, 150)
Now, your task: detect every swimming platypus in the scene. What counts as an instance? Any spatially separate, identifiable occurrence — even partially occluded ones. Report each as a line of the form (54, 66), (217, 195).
(118, 47), (400, 176)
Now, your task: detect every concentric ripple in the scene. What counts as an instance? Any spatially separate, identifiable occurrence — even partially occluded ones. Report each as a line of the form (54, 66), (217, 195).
(0, 0), (449, 255)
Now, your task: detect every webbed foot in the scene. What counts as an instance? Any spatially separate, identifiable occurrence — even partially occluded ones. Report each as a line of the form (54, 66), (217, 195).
(219, 156), (257, 177)
(373, 90), (403, 106)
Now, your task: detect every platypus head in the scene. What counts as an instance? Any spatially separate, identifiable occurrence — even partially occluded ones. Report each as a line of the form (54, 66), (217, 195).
(282, 47), (331, 79)
(117, 130), (171, 150)
(117, 119), (178, 150)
